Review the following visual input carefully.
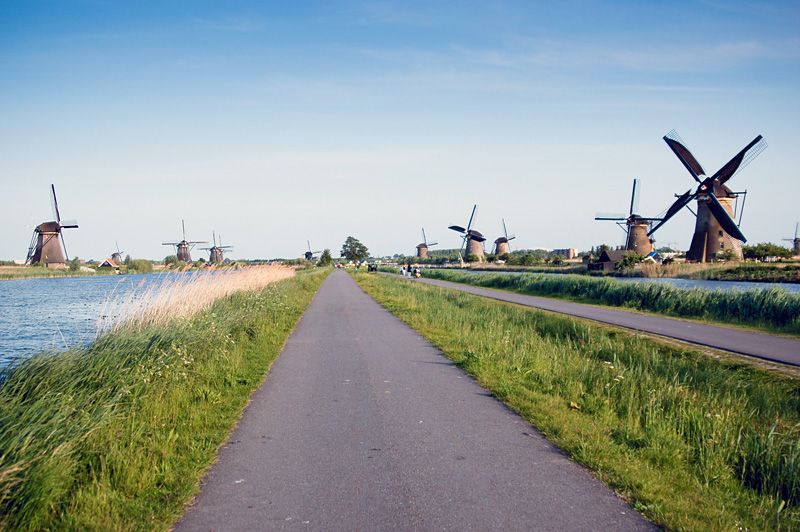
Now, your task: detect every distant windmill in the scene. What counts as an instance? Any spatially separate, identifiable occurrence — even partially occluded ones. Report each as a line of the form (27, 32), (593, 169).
(648, 130), (766, 262)
(163, 220), (207, 263)
(304, 241), (321, 261)
(493, 218), (516, 256)
(111, 242), (124, 264)
(26, 184), (79, 267)
(595, 179), (660, 255)
(784, 223), (800, 256)
(416, 228), (438, 259)
(448, 205), (486, 263)
(202, 232), (233, 263)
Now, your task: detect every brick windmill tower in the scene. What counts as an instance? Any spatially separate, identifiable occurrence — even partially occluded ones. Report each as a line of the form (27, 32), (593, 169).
(25, 184), (79, 267)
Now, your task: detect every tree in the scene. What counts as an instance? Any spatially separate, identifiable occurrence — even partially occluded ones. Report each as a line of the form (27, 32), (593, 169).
(341, 236), (369, 263)
(318, 249), (333, 267)
(164, 255), (179, 266)
(69, 257), (80, 271)
(742, 243), (793, 261)
(616, 252), (645, 271)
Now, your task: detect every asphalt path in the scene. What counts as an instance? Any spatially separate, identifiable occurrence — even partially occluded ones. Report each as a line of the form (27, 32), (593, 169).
(403, 274), (800, 366)
(173, 269), (656, 532)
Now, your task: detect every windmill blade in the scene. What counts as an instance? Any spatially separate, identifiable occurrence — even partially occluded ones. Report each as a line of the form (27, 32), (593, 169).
(796, 222), (799, 240)
(422, 228), (427, 245)
(629, 179), (640, 215)
(466, 204), (477, 232)
(502, 218), (509, 240)
(595, 213), (627, 220)
(507, 234), (516, 241)
(647, 189), (695, 236)
(59, 219), (78, 229)
(50, 184), (61, 222)
(469, 232), (486, 243)
(61, 234), (70, 262)
(427, 241), (438, 247)
(711, 135), (767, 185)
(664, 130), (705, 182)
(707, 194), (746, 242)
(448, 225), (466, 234)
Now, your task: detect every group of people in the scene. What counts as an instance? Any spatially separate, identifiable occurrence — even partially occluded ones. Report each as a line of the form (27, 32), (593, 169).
(400, 266), (421, 279)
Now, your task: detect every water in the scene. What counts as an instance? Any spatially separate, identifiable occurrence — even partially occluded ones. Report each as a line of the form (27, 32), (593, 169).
(0, 274), (166, 369)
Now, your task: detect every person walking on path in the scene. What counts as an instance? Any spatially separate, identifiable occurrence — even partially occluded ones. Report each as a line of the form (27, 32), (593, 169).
(173, 269), (656, 531)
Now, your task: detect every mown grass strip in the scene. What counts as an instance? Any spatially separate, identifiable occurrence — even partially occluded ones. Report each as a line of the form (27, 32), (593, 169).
(355, 272), (800, 532)
(0, 268), (330, 532)
(421, 269), (800, 336)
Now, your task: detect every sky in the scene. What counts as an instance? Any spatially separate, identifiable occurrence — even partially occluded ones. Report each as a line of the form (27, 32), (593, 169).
(1, 0), (799, 261)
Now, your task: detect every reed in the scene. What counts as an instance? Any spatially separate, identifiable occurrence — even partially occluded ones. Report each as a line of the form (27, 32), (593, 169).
(421, 269), (800, 334)
(0, 266), (326, 531)
(355, 273), (800, 532)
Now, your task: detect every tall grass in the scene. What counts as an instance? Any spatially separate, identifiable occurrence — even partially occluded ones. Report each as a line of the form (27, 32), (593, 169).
(421, 269), (800, 334)
(0, 266), (328, 531)
(356, 273), (800, 532)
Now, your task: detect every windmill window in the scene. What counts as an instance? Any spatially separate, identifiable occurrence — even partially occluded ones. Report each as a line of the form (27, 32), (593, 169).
(719, 230), (724, 237)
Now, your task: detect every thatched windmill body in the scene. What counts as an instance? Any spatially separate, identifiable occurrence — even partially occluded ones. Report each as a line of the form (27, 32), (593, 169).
(784, 223), (800, 256)
(26, 184), (79, 267)
(304, 241), (321, 261)
(449, 205), (486, 263)
(163, 220), (207, 263)
(493, 218), (516, 256)
(648, 130), (766, 262)
(416, 228), (438, 259)
(202, 232), (233, 263)
(595, 179), (660, 255)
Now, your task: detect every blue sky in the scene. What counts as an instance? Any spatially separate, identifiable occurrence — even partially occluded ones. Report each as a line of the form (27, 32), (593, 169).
(2, 1), (798, 261)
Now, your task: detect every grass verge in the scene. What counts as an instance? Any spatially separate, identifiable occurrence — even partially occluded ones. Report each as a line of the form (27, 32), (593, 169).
(421, 269), (800, 336)
(0, 267), (330, 531)
(355, 272), (800, 532)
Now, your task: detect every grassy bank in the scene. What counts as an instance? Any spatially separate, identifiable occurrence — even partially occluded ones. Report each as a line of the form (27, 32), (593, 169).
(0, 266), (330, 531)
(421, 269), (800, 336)
(686, 263), (800, 284)
(0, 265), (120, 281)
(355, 272), (800, 532)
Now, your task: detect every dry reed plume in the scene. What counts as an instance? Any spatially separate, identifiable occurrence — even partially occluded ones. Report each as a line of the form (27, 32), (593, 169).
(98, 265), (296, 333)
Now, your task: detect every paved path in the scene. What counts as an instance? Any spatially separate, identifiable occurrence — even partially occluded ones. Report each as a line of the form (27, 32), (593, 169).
(173, 270), (656, 531)
(406, 275), (800, 367)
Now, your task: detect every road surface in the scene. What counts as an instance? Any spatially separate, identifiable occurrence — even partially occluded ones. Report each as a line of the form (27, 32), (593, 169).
(173, 270), (656, 531)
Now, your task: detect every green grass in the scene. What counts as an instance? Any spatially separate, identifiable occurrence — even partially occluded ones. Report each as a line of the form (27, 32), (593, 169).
(421, 269), (800, 335)
(0, 265), (120, 281)
(354, 272), (800, 532)
(0, 268), (329, 531)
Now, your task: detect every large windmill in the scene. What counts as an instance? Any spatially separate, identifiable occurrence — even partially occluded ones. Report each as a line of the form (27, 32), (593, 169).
(304, 241), (321, 261)
(493, 218), (516, 256)
(25, 184), (79, 267)
(202, 232), (233, 263)
(595, 179), (661, 255)
(784, 223), (800, 256)
(163, 220), (207, 263)
(448, 204), (486, 263)
(416, 228), (438, 259)
(648, 130), (766, 262)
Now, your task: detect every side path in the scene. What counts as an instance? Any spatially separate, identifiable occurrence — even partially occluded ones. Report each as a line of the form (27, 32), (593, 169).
(173, 270), (656, 531)
(406, 275), (800, 366)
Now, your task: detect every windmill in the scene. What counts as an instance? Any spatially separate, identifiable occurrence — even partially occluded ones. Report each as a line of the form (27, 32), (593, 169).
(493, 218), (516, 256)
(595, 179), (661, 255)
(448, 204), (486, 263)
(416, 228), (438, 259)
(163, 220), (207, 263)
(202, 232), (233, 263)
(648, 130), (766, 263)
(304, 241), (321, 261)
(111, 242), (124, 264)
(784, 223), (800, 256)
(25, 184), (79, 267)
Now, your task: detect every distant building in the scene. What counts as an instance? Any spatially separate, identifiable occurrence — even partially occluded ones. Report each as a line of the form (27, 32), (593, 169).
(587, 249), (626, 271)
(551, 248), (578, 260)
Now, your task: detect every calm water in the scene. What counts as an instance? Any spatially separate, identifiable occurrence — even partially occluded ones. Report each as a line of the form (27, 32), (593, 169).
(0, 274), (167, 369)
